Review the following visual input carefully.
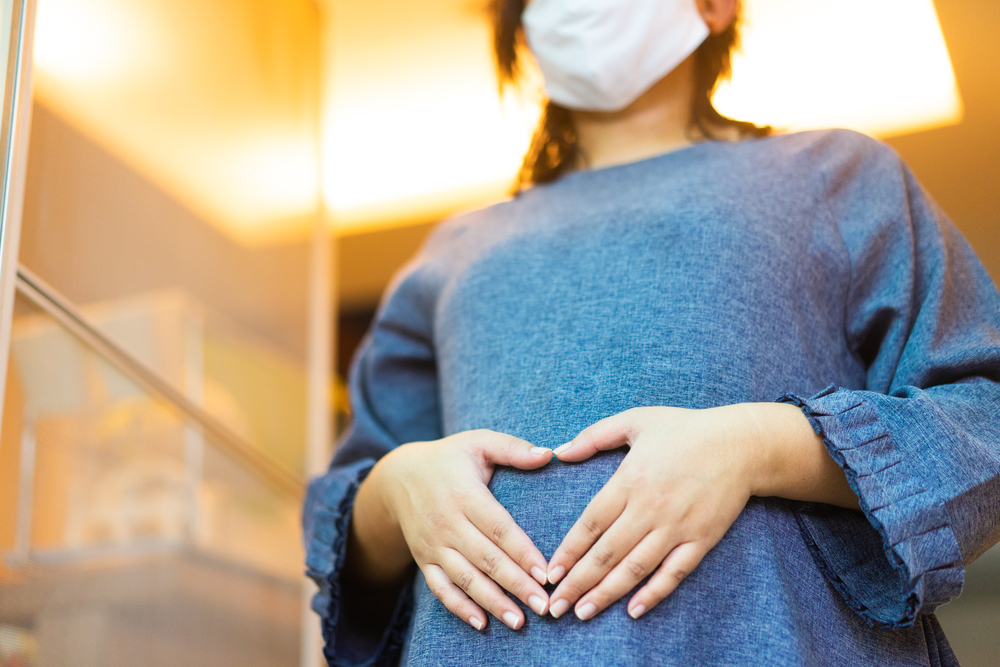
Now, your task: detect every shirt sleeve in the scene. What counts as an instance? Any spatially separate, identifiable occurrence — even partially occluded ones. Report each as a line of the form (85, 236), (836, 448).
(779, 139), (1000, 629)
(302, 255), (444, 667)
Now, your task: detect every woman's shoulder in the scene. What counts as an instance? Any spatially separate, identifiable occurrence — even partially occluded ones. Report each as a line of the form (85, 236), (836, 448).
(419, 202), (510, 255)
(406, 190), (545, 271)
(373, 197), (525, 311)
(751, 128), (905, 177)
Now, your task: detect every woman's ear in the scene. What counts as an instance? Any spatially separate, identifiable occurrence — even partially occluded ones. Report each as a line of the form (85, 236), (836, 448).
(696, 0), (738, 35)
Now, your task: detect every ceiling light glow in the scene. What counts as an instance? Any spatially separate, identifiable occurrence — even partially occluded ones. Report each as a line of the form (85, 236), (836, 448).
(713, 0), (962, 137)
(32, 0), (321, 246)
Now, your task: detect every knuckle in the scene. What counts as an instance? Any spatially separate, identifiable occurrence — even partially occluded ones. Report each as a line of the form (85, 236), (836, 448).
(648, 579), (672, 599)
(500, 434), (522, 455)
(625, 559), (648, 581)
(645, 590), (667, 607)
(455, 570), (475, 593)
(622, 409), (643, 433)
(510, 542), (532, 566)
(491, 597), (510, 616)
(619, 468), (645, 490)
(411, 536), (432, 559)
(428, 512), (448, 531)
(480, 550), (502, 577)
(581, 517), (603, 540)
(462, 430), (485, 449)
(490, 521), (509, 545)
(592, 546), (617, 568)
(560, 580), (585, 600)
(669, 568), (689, 585)
(650, 495), (672, 515)
(505, 575), (528, 598)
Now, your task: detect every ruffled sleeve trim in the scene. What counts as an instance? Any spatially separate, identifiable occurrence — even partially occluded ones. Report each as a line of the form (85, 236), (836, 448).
(304, 458), (414, 667)
(778, 385), (965, 628)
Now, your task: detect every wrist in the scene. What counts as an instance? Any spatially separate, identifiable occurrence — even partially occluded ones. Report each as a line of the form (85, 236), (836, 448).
(737, 402), (814, 499)
(346, 453), (412, 585)
(367, 447), (403, 527)
(740, 402), (860, 509)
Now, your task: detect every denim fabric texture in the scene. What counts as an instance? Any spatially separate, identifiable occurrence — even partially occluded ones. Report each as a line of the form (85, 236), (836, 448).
(302, 129), (1000, 666)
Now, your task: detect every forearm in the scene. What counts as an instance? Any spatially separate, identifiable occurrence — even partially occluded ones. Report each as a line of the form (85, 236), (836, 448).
(739, 402), (860, 510)
(344, 455), (414, 587)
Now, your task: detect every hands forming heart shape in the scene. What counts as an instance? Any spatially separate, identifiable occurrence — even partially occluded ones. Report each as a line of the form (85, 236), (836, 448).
(349, 403), (857, 632)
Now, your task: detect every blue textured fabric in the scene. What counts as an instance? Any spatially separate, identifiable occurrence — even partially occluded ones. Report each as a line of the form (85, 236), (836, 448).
(303, 129), (1000, 667)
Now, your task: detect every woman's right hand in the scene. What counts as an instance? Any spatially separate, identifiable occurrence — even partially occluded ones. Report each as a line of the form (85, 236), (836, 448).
(350, 430), (554, 631)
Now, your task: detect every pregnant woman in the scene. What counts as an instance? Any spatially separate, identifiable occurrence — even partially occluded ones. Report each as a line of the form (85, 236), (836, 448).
(303, 0), (1000, 664)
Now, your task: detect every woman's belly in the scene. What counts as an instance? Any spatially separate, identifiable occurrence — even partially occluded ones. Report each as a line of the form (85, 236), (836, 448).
(401, 449), (929, 667)
(488, 448), (627, 559)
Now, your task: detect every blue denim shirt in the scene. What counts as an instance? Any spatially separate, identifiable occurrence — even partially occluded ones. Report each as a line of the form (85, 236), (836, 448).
(303, 130), (1000, 666)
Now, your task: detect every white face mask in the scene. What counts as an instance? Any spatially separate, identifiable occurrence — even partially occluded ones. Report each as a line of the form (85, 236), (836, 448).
(522, 0), (710, 112)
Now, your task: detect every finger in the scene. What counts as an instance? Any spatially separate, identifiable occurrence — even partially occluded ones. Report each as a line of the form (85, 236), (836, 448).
(465, 495), (550, 586)
(459, 523), (549, 616)
(473, 430), (553, 471)
(440, 548), (526, 630)
(422, 563), (487, 631)
(627, 541), (709, 619)
(571, 531), (668, 621)
(549, 513), (643, 618)
(546, 482), (628, 585)
(553, 409), (644, 462)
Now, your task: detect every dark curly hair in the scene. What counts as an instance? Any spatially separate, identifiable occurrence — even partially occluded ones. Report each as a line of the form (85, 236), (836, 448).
(490, 0), (771, 188)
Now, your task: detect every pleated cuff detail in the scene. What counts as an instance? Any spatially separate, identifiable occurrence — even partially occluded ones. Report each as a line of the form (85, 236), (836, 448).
(304, 458), (414, 667)
(778, 385), (964, 628)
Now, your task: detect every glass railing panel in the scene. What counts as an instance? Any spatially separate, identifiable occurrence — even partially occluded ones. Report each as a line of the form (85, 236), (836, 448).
(0, 291), (302, 667)
(20, 0), (321, 500)
(198, 444), (303, 581)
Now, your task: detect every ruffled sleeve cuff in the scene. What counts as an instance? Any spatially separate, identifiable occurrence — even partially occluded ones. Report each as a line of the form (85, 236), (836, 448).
(777, 385), (965, 628)
(303, 458), (414, 667)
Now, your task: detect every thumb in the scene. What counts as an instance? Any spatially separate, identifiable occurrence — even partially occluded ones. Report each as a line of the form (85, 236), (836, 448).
(554, 410), (640, 462)
(473, 430), (553, 471)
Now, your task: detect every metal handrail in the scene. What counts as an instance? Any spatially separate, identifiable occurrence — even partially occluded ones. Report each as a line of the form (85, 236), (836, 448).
(14, 264), (305, 500)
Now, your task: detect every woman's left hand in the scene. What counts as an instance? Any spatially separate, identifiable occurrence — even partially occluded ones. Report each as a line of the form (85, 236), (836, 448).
(544, 404), (767, 621)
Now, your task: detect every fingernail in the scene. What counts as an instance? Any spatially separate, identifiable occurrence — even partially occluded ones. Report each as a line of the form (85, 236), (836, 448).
(629, 604), (646, 619)
(531, 566), (547, 585)
(528, 595), (547, 615)
(547, 565), (565, 584)
(529, 446), (549, 456)
(553, 442), (573, 456)
(469, 616), (484, 631)
(549, 598), (569, 618)
(502, 611), (521, 629)
(576, 602), (597, 621)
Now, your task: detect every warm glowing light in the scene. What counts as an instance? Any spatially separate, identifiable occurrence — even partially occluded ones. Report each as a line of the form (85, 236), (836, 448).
(713, 0), (962, 137)
(325, 86), (537, 213)
(37, 0), (958, 239)
(32, 0), (321, 245)
(33, 0), (156, 84)
(321, 0), (541, 234)
(322, 0), (962, 234)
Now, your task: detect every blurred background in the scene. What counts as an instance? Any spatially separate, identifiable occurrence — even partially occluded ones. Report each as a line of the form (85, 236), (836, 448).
(0, 0), (995, 666)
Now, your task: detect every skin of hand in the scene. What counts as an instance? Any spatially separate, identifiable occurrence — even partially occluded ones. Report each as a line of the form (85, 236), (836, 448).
(346, 429), (554, 632)
(545, 403), (860, 622)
